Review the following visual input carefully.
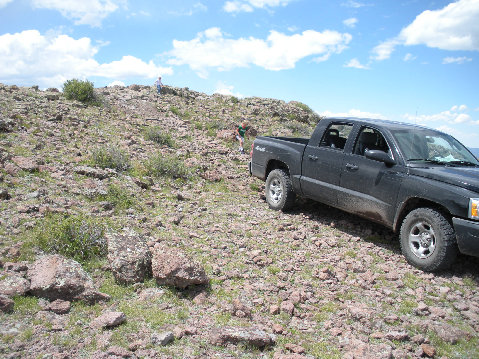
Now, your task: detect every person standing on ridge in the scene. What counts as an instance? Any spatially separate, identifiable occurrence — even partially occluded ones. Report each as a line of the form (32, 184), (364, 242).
(235, 120), (250, 154)
(155, 76), (163, 95)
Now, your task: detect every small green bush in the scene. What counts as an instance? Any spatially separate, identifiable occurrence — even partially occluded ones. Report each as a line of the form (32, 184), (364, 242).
(33, 214), (106, 262)
(143, 126), (175, 147)
(97, 183), (135, 210)
(145, 153), (192, 180)
(91, 145), (131, 172)
(63, 79), (95, 103)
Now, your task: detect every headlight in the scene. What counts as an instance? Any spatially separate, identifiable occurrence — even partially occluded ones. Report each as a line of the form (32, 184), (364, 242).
(469, 198), (479, 220)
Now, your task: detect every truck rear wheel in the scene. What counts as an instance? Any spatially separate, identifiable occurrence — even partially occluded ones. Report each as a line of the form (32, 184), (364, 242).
(399, 208), (458, 272)
(265, 169), (296, 211)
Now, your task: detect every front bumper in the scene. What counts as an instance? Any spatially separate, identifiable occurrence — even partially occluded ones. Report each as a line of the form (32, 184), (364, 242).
(453, 217), (479, 257)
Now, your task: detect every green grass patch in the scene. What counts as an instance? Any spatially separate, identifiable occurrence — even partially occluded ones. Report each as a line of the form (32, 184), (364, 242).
(27, 213), (106, 263)
(90, 145), (131, 172)
(143, 126), (176, 147)
(144, 153), (192, 180)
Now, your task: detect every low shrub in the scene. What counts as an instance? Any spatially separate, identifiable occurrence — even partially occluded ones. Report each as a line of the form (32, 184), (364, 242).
(63, 79), (95, 104)
(90, 145), (131, 172)
(143, 126), (175, 147)
(145, 153), (192, 180)
(33, 214), (106, 262)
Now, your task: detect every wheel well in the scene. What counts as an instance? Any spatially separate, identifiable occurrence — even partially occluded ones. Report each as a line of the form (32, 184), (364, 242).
(394, 198), (452, 232)
(265, 160), (290, 179)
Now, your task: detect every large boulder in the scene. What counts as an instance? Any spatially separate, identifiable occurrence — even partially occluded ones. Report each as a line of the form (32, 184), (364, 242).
(27, 254), (109, 303)
(151, 244), (208, 289)
(106, 230), (152, 285)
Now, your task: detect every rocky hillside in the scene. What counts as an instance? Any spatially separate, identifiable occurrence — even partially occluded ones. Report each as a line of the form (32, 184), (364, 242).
(0, 83), (478, 359)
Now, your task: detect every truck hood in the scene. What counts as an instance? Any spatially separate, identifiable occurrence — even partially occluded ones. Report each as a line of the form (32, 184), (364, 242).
(409, 166), (479, 194)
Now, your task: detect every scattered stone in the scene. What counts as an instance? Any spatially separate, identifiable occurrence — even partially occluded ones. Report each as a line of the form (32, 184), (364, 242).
(47, 299), (71, 314)
(90, 311), (126, 329)
(385, 331), (409, 342)
(151, 244), (209, 289)
(11, 156), (39, 172)
(0, 294), (14, 313)
(27, 254), (109, 303)
(431, 323), (468, 344)
(106, 229), (152, 285)
(0, 188), (10, 200)
(151, 331), (174, 346)
(280, 300), (295, 316)
(421, 343), (436, 357)
(285, 343), (305, 354)
(210, 327), (276, 348)
(73, 166), (115, 180)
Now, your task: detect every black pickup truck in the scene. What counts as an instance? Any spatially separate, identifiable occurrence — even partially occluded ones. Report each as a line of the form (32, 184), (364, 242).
(249, 117), (479, 271)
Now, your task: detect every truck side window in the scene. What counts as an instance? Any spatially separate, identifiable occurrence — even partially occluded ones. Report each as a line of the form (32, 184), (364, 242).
(354, 127), (390, 156)
(320, 123), (353, 150)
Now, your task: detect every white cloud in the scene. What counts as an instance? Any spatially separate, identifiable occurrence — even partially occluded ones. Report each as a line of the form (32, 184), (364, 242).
(403, 106), (472, 125)
(0, 0), (13, 8)
(167, 27), (352, 77)
(214, 81), (244, 98)
(442, 56), (473, 64)
(371, 38), (400, 61)
(321, 109), (386, 119)
(343, 17), (358, 28)
(403, 53), (416, 62)
(372, 0), (479, 61)
(344, 58), (369, 69)
(168, 2), (208, 16)
(107, 80), (125, 87)
(341, 1), (368, 8)
(223, 0), (292, 13)
(31, 0), (125, 27)
(0, 30), (173, 88)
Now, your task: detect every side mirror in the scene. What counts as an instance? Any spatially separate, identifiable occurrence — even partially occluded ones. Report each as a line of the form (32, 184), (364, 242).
(365, 149), (396, 166)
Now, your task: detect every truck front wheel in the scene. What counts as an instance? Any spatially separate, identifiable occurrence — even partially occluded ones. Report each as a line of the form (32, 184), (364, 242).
(399, 208), (458, 272)
(265, 169), (296, 211)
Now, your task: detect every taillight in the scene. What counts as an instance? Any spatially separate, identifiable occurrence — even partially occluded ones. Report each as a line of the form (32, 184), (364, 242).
(250, 143), (254, 157)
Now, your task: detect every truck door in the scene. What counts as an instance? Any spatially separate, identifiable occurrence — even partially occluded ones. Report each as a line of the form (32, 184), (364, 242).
(301, 122), (353, 206)
(338, 126), (404, 226)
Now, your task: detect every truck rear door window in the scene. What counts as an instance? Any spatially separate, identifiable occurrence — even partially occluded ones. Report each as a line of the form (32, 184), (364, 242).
(319, 123), (353, 150)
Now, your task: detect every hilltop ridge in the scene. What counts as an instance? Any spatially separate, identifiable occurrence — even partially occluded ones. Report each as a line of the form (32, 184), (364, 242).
(0, 83), (478, 359)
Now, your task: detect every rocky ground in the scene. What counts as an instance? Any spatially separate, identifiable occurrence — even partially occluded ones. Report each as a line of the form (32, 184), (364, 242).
(0, 83), (478, 359)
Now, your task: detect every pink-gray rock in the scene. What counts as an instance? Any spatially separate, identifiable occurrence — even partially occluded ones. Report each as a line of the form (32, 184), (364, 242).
(106, 230), (152, 285)
(151, 244), (208, 289)
(210, 327), (276, 348)
(27, 254), (109, 303)
(47, 299), (71, 314)
(0, 273), (30, 297)
(73, 166), (115, 180)
(90, 311), (126, 329)
(0, 294), (14, 313)
(151, 331), (174, 346)
(11, 156), (39, 172)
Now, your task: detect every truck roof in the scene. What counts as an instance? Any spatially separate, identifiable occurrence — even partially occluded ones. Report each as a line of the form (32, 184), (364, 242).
(324, 117), (442, 133)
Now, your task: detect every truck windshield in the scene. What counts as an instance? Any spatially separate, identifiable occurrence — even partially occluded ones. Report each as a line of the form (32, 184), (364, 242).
(390, 128), (479, 166)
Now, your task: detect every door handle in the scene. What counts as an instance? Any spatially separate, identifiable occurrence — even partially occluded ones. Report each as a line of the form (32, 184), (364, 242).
(346, 163), (358, 171)
(308, 155), (319, 161)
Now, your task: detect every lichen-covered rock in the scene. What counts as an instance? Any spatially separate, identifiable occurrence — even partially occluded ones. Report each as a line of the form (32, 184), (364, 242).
(27, 254), (109, 303)
(11, 156), (39, 172)
(210, 327), (276, 348)
(151, 244), (208, 289)
(73, 166), (115, 180)
(106, 229), (152, 285)
(0, 273), (30, 297)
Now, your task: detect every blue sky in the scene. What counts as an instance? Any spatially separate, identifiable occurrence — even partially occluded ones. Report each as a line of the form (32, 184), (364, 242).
(0, 0), (478, 146)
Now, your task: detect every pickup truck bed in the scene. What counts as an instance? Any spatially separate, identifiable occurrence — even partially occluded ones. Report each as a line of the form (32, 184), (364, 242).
(250, 117), (479, 272)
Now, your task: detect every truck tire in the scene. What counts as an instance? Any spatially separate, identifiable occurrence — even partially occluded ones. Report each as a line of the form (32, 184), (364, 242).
(265, 169), (296, 211)
(399, 208), (458, 272)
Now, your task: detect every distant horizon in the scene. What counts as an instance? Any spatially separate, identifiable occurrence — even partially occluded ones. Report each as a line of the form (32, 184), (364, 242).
(1, 0), (478, 147)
